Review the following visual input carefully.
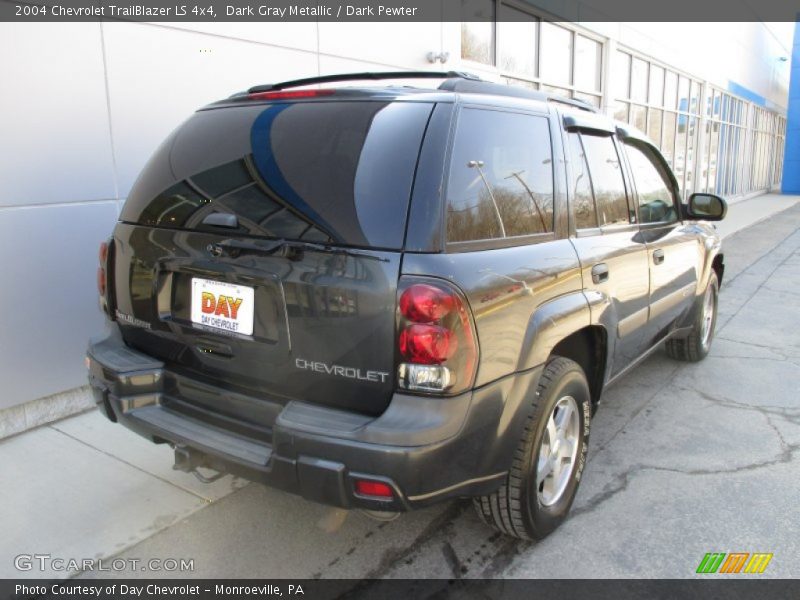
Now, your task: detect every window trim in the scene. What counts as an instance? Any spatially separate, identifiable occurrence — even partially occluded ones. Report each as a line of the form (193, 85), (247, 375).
(570, 130), (635, 232)
(620, 137), (682, 228)
(564, 129), (601, 232)
(442, 103), (558, 252)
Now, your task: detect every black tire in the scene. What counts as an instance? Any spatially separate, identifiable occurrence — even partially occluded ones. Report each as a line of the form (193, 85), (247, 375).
(473, 356), (591, 540)
(665, 272), (719, 362)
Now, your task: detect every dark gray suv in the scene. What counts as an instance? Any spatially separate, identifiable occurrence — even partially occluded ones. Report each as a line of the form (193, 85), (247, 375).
(87, 71), (726, 540)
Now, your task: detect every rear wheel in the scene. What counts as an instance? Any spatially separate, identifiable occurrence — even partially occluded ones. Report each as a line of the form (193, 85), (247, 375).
(665, 273), (719, 362)
(473, 356), (591, 540)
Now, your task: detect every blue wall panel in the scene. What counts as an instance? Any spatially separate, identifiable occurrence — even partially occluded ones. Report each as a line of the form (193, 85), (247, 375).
(782, 20), (800, 193)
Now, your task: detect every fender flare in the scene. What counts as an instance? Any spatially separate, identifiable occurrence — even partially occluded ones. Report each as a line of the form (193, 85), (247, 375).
(515, 291), (593, 372)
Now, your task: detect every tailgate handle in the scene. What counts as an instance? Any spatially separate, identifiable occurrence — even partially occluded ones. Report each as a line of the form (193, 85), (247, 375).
(195, 341), (234, 358)
(202, 213), (239, 228)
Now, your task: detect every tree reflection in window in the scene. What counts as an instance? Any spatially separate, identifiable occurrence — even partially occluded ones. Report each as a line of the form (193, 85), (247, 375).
(446, 108), (554, 243)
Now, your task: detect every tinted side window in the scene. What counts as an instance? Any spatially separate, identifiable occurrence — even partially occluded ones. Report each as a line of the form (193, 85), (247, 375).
(446, 108), (554, 243)
(624, 140), (678, 224)
(580, 133), (630, 227)
(565, 131), (598, 229)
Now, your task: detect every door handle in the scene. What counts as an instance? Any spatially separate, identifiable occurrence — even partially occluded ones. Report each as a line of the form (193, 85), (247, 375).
(653, 249), (665, 265)
(591, 263), (609, 284)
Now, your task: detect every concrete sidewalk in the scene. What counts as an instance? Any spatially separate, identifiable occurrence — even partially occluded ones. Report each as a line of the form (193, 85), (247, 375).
(1, 192), (798, 580)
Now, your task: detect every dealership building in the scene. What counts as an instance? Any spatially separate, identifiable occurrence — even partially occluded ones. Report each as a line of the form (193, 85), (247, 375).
(0, 12), (796, 436)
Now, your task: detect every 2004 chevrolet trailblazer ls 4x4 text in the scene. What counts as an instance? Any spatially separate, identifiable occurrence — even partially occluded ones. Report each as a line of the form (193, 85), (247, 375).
(87, 71), (727, 540)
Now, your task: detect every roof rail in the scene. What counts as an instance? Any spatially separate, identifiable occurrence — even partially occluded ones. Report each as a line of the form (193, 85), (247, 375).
(437, 78), (598, 113)
(247, 71), (482, 94)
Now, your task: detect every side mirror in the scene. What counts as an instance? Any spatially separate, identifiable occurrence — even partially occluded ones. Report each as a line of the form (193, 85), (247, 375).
(685, 193), (727, 221)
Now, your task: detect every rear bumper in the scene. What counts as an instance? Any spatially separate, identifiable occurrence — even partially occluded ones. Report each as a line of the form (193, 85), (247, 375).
(87, 329), (542, 511)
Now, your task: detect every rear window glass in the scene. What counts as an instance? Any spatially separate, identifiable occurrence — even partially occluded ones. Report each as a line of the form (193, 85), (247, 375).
(121, 101), (433, 249)
(446, 108), (554, 243)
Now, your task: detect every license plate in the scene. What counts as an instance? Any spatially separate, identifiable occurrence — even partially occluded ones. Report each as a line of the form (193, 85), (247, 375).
(190, 278), (255, 336)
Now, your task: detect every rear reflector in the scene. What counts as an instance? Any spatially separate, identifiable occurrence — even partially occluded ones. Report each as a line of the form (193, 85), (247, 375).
(247, 89), (335, 101)
(354, 480), (393, 499)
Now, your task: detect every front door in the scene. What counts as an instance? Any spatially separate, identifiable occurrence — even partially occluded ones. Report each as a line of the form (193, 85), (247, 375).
(620, 137), (699, 348)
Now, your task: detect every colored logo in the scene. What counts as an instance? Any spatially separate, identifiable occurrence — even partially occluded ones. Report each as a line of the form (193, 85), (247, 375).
(201, 292), (244, 319)
(696, 552), (773, 574)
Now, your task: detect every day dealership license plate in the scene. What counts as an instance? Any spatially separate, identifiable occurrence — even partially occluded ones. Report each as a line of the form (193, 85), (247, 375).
(190, 278), (255, 336)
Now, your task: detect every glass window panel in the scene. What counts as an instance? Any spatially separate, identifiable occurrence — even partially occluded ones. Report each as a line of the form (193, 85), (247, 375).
(573, 92), (601, 108)
(623, 140), (678, 224)
(499, 9), (536, 77)
(674, 113), (688, 194)
(460, 0), (495, 65)
(631, 104), (646, 132)
(677, 76), (690, 113)
(649, 65), (664, 107)
(707, 122), (720, 193)
(541, 84), (570, 98)
(690, 81), (701, 115)
(574, 35), (601, 92)
(685, 117), (697, 194)
(565, 132), (598, 229)
(662, 111), (677, 167)
(716, 124), (727, 194)
(614, 51), (631, 99)
(647, 108), (663, 146)
(580, 133), (630, 227)
(446, 109), (555, 242)
(664, 71), (677, 110)
(614, 101), (629, 123)
(540, 22), (572, 87)
(712, 91), (721, 118)
(720, 94), (730, 122)
(631, 57), (648, 103)
(504, 76), (539, 90)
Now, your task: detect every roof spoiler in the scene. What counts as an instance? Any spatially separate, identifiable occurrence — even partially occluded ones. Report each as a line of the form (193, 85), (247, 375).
(247, 71), (482, 94)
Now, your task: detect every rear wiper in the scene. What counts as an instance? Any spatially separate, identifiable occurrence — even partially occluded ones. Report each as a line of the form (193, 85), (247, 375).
(207, 238), (389, 262)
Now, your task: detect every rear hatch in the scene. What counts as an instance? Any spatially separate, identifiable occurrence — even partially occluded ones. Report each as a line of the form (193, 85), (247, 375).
(112, 96), (434, 417)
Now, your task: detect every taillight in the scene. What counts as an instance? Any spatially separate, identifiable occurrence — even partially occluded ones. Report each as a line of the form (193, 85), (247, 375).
(398, 283), (455, 322)
(97, 267), (107, 296)
(247, 89), (335, 101)
(396, 278), (478, 395)
(97, 241), (108, 297)
(399, 324), (455, 364)
(98, 239), (113, 317)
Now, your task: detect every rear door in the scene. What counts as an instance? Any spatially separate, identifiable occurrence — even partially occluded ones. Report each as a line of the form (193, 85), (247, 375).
(563, 128), (651, 376)
(620, 136), (699, 347)
(113, 99), (434, 416)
